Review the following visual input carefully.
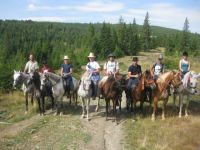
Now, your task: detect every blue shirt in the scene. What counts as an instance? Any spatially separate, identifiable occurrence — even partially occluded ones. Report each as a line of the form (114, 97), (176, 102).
(128, 65), (142, 79)
(61, 64), (73, 74)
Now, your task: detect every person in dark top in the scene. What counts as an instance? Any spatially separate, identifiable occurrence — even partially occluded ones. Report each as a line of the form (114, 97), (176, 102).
(61, 55), (73, 95)
(127, 57), (142, 101)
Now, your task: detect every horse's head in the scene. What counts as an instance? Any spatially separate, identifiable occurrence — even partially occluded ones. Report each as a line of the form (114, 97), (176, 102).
(40, 73), (48, 90)
(184, 71), (200, 94)
(82, 76), (92, 91)
(143, 69), (154, 88)
(13, 70), (22, 89)
(171, 71), (182, 88)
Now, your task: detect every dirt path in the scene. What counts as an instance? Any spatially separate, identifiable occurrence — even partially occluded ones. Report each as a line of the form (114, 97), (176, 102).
(80, 93), (127, 150)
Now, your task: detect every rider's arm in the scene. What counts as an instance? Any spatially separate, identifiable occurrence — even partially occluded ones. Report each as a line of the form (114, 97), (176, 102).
(179, 60), (183, 72)
(60, 66), (63, 76)
(188, 61), (191, 71)
(24, 62), (29, 73)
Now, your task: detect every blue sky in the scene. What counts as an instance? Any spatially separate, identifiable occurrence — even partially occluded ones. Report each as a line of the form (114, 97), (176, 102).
(1, 0), (200, 33)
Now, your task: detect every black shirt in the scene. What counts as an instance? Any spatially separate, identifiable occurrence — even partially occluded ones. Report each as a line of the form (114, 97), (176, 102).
(128, 64), (142, 79)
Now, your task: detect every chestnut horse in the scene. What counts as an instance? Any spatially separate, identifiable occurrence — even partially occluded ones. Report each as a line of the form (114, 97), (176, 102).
(151, 71), (182, 121)
(127, 70), (155, 112)
(100, 75), (122, 122)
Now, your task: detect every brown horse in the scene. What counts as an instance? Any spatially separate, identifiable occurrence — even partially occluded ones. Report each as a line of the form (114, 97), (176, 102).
(151, 71), (182, 121)
(126, 70), (155, 113)
(100, 75), (122, 122)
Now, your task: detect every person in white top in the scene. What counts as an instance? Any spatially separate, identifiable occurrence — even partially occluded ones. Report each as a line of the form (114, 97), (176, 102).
(24, 54), (39, 74)
(86, 52), (101, 99)
(103, 53), (119, 76)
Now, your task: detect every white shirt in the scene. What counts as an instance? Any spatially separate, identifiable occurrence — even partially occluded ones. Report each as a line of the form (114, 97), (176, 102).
(86, 61), (100, 71)
(104, 61), (119, 74)
(154, 63), (163, 76)
(24, 60), (39, 73)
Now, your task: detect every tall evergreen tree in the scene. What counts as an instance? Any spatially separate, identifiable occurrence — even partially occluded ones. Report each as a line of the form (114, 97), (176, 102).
(181, 17), (190, 52)
(142, 12), (151, 50)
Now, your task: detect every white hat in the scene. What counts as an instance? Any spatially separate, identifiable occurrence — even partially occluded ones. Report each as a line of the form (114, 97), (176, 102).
(64, 55), (69, 59)
(88, 52), (95, 58)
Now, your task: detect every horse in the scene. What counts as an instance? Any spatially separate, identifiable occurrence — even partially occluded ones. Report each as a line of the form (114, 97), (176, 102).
(100, 75), (122, 122)
(13, 70), (42, 115)
(41, 72), (79, 115)
(40, 73), (55, 114)
(173, 71), (200, 118)
(78, 72), (93, 121)
(126, 70), (155, 113)
(96, 73), (126, 112)
(151, 71), (182, 121)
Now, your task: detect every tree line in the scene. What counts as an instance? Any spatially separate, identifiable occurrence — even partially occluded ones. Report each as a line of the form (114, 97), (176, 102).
(0, 12), (200, 91)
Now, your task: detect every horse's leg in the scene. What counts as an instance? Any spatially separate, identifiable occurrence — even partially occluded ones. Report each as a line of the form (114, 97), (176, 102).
(50, 94), (55, 110)
(113, 99), (117, 122)
(37, 97), (42, 115)
(179, 94), (183, 118)
(106, 99), (109, 120)
(86, 98), (90, 121)
(162, 98), (168, 120)
(185, 95), (190, 117)
(151, 96), (158, 121)
(95, 97), (100, 112)
(60, 96), (64, 116)
(25, 93), (28, 114)
(31, 93), (34, 105)
(81, 98), (86, 118)
(42, 96), (45, 115)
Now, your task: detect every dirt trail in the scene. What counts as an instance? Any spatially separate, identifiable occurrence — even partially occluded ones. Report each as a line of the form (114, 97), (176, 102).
(80, 93), (127, 150)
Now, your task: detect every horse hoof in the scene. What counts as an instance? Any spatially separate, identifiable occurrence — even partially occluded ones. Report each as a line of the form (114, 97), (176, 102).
(95, 108), (99, 112)
(151, 117), (155, 121)
(185, 114), (189, 117)
(81, 115), (85, 119)
(54, 112), (57, 116)
(87, 118), (90, 121)
(59, 112), (63, 116)
(25, 111), (28, 115)
(162, 117), (165, 121)
(179, 115), (182, 118)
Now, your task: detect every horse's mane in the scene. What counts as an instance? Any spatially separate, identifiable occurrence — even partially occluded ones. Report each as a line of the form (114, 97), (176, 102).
(46, 72), (61, 82)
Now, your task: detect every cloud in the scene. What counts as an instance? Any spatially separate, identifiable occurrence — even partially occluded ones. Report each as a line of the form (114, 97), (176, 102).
(27, 1), (124, 12)
(122, 3), (200, 32)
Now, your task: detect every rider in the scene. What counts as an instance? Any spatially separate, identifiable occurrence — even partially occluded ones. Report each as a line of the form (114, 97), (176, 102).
(24, 53), (39, 74)
(86, 52), (101, 100)
(103, 53), (119, 76)
(127, 57), (142, 100)
(152, 54), (165, 81)
(61, 55), (73, 96)
(40, 60), (54, 73)
(179, 51), (190, 78)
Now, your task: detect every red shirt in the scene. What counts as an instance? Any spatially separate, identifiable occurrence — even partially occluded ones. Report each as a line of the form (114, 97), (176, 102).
(40, 65), (54, 73)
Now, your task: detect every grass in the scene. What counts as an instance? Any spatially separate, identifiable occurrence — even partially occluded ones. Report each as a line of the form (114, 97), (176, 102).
(0, 115), (91, 150)
(0, 92), (37, 129)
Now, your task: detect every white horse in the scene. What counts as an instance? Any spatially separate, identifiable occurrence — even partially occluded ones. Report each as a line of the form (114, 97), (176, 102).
(13, 70), (42, 114)
(41, 72), (79, 115)
(173, 71), (200, 118)
(78, 72), (93, 121)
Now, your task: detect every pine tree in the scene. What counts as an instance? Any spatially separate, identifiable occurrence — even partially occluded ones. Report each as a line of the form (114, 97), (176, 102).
(142, 12), (151, 50)
(181, 17), (190, 52)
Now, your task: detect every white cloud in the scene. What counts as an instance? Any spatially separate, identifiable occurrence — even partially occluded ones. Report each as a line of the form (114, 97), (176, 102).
(76, 1), (124, 12)
(27, 1), (124, 12)
(122, 3), (200, 32)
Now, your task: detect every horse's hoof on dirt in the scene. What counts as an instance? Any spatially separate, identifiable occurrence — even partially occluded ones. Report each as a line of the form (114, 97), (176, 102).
(87, 118), (90, 121)
(81, 115), (85, 119)
(151, 117), (155, 121)
(185, 114), (189, 118)
(162, 118), (165, 121)
(179, 115), (182, 118)
(25, 111), (28, 115)
(54, 112), (57, 116)
(59, 112), (63, 116)
(95, 108), (99, 112)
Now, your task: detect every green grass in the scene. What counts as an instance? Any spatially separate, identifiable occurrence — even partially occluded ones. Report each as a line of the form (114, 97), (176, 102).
(0, 115), (91, 150)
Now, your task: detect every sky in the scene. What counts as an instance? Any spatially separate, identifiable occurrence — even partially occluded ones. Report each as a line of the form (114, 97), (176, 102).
(1, 0), (200, 33)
